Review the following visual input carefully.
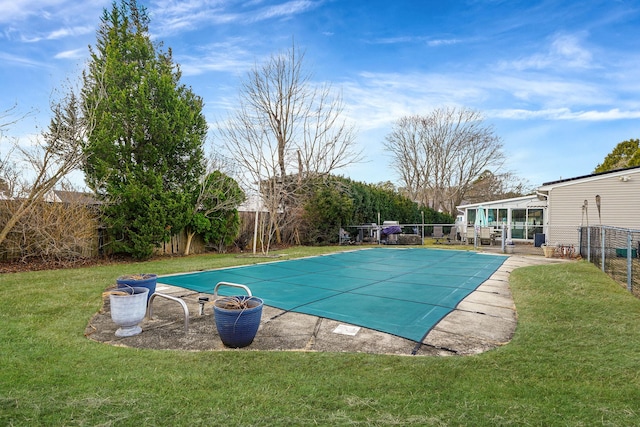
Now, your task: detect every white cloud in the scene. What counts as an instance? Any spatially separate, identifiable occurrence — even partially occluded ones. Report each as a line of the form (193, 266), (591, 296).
(341, 72), (480, 130)
(46, 25), (94, 40)
(179, 55), (253, 76)
(370, 36), (416, 44)
(54, 48), (86, 60)
(488, 75), (608, 107)
(369, 36), (462, 47)
(568, 108), (640, 121)
(500, 32), (595, 72)
(0, 52), (52, 68)
(488, 107), (640, 121)
(337, 66), (640, 132)
(150, 0), (237, 33)
(351, 68), (613, 113)
(550, 33), (592, 68)
(176, 39), (256, 76)
(150, 0), (320, 35)
(0, 0), (56, 23)
(426, 38), (461, 47)
(0, 1), (105, 45)
(250, 0), (317, 22)
(0, 0), (106, 24)
(21, 25), (95, 43)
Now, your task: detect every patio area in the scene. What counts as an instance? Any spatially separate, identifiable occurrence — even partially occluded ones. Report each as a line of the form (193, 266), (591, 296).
(86, 254), (569, 356)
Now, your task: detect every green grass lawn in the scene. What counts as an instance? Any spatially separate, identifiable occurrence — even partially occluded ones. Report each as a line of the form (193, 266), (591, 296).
(2, 248), (640, 426)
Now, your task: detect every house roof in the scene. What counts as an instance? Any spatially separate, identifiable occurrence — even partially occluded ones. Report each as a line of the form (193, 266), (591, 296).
(541, 165), (640, 187)
(455, 166), (640, 217)
(50, 190), (101, 205)
(457, 194), (541, 210)
(237, 194), (268, 212)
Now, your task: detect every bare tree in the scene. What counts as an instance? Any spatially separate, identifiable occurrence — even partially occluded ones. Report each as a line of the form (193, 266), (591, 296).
(0, 182), (99, 261)
(0, 92), (89, 247)
(219, 44), (361, 252)
(384, 116), (430, 206)
(384, 107), (505, 215)
(0, 104), (27, 136)
(464, 169), (533, 204)
(0, 105), (27, 197)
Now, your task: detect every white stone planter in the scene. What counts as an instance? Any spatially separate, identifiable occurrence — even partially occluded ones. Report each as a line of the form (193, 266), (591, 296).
(109, 287), (149, 337)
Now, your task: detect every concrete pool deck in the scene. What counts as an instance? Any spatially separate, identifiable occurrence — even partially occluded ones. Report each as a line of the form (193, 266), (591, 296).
(86, 254), (568, 356)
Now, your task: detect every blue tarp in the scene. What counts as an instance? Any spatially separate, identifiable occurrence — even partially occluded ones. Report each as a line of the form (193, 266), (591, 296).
(382, 225), (402, 235)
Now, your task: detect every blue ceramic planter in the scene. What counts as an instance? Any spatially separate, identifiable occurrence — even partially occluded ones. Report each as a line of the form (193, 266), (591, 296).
(117, 274), (157, 303)
(213, 296), (263, 348)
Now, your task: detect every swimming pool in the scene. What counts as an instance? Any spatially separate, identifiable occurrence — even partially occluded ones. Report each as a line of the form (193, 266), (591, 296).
(159, 248), (507, 342)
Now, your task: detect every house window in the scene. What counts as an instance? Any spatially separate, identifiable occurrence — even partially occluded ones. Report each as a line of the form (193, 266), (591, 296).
(498, 209), (507, 223)
(511, 209), (526, 239)
(467, 209), (476, 225)
(487, 208), (497, 225)
(511, 208), (544, 240)
(527, 208), (544, 239)
(486, 208), (508, 226)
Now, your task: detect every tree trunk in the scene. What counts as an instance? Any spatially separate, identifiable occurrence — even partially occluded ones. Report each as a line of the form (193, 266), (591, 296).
(184, 230), (195, 256)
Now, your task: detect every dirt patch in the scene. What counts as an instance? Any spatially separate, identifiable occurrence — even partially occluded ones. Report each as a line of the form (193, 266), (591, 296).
(0, 245), (292, 274)
(0, 256), (128, 274)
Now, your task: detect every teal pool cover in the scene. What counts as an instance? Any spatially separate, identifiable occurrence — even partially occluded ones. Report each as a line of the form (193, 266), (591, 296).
(160, 248), (507, 342)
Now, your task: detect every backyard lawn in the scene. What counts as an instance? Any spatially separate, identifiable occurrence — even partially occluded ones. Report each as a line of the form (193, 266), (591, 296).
(1, 247), (640, 425)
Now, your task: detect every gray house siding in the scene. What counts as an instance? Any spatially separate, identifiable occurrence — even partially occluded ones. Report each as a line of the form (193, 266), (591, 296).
(539, 168), (640, 245)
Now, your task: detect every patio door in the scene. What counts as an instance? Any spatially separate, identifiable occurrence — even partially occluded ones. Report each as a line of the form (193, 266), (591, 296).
(510, 208), (544, 240)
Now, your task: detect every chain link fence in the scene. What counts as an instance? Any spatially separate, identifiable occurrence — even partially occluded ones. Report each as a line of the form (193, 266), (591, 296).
(580, 226), (640, 296)
(342, 222), (640, 296)
(455, 224), (582, 257)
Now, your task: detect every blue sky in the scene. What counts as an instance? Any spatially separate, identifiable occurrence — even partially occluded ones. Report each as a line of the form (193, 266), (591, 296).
(2, 0), (640, 189)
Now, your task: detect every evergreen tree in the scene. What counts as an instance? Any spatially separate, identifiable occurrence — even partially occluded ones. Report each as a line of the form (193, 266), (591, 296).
(300, 176), (452, 244)
(82, 0), (206, 258)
